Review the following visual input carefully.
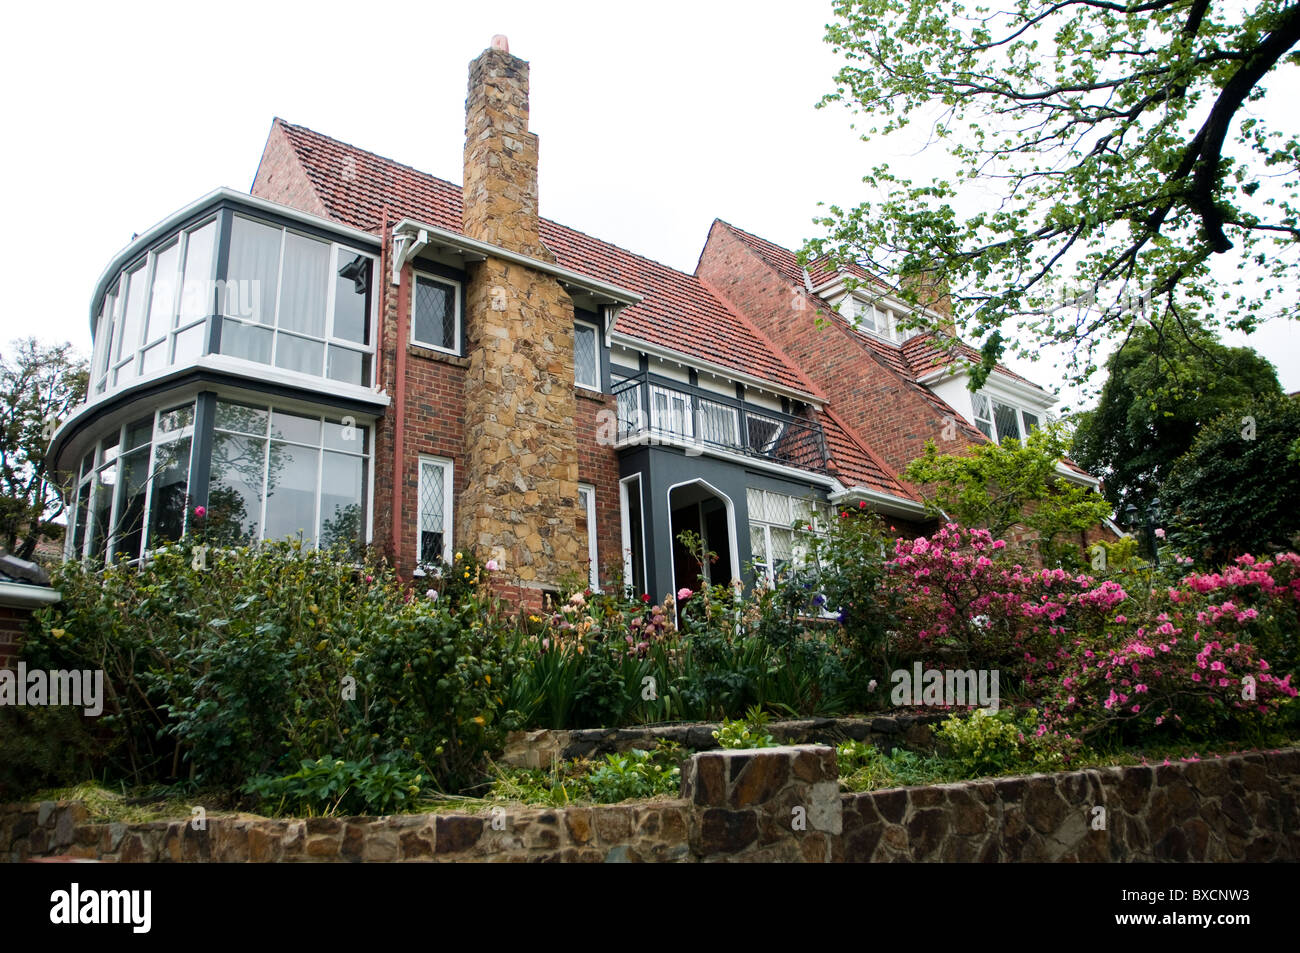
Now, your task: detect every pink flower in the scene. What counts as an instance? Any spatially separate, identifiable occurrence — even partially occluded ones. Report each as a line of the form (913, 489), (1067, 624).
(1154, 527), (1166, 540)
(193, 505), (206, 519)
(677, 587), (693, 601)
(992, 540), (1006, 549)
(485, 559), (499, 572)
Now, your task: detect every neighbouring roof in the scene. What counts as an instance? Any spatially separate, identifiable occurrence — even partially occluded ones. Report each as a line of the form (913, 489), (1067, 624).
(269, 120), (815, 397)
(0, 550), (52, 587)
(715, 220), (1046, 394)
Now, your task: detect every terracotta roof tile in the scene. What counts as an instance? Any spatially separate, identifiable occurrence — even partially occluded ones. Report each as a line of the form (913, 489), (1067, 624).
(272, 121), (814, 395)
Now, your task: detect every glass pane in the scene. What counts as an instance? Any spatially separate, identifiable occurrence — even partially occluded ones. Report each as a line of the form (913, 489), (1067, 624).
(148, 436), (192, 548)
(318, 451), (364, 554)
(747, 488), (766, 523)
(117, 264), (149, 363)
(770, 527), (794, 562)
(327, 346), (366, 387)
(324, 418), (368, 453)
(625, 476), (645, 595)
(208, 431), (267, 543)
(972, 392), (991, 422)
(279, 232), (329, 337)
(271, 410), (321, 446)
(975, 418), (993, 440)
(173, 322), (206, 364)
(125, 416), (153, 451)
(1022, 412), (1040, 434)
(158, 403), (194, 434)
(71, 481), (91, 556)
(145, 242), (180, 344)
(749, 524), (767, 563)
(334, 253), (371, 344)
(993, 401), (1022, 442)
(263, 442), (320, 546)
(221, 317), (272, 365)
(575, 324), (597, 388)
(90, 465), (117, 562)
(179, 221), (217, 325)
(226, 216), (281, 326)
(91, 300), (112, 391)
(767, 492), (792, 526)
(273, 332), (324, 376)
(140, 341), (168, 376)
(413, 276), (454, 349)
(419, 461), (445, 535)
(215, 400), (269, 436)
(113, 448), (150, 562)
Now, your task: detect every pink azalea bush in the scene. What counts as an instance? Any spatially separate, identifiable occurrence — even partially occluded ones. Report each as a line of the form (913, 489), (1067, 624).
(883, 524), (1299, 742)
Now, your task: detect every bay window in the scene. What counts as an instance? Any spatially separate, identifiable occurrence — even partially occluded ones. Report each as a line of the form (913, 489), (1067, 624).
(208, 400), (370, 553)
(221, 216), (375, 386)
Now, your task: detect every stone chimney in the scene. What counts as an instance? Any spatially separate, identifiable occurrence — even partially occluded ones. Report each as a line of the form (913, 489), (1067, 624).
(457, 39), (585, 603)
(462, 36), (551, 262)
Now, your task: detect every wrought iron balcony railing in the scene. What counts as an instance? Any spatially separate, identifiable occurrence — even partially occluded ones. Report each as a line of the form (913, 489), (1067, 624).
(611, 373), (831, 474)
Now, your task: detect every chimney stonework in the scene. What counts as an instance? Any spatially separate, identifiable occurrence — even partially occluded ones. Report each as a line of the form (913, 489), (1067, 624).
(457, 43), (586, 597)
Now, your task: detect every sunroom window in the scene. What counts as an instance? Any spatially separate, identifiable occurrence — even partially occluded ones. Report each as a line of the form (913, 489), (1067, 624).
(207, 399), (370, 553)
(221, 216), (375, 386)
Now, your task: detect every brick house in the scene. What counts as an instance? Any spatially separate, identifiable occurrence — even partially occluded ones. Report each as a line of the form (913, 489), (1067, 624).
(48, 38), (1105, 608)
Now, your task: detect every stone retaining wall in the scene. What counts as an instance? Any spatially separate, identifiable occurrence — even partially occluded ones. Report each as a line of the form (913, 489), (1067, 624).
(500, 714), (943, 769)
(6, 746), (1298, 863)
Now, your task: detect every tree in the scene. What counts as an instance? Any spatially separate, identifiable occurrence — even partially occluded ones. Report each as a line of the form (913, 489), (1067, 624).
(904, 422), (1114, 562)
(1162, 393), (1300, 563)
(0, 340), (87, 559)
(805, 0), (1300, 388)
(1071, 321), (1281, 513)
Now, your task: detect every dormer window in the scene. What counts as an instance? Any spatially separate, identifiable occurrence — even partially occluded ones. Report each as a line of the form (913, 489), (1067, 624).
(973, 390), (1045, 444)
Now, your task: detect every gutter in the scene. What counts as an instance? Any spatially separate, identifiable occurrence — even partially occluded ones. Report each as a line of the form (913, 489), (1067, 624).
(0, 582), (61, 609)
(610, 333), (824, 408)
(390, 218), (643, 308)
(828, 486), (930, 520)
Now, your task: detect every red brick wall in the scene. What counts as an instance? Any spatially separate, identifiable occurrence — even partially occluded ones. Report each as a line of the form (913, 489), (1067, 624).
(250, 122), (331, 219)
(371, 263), (469, 580)
(696, 224), (982, 480)
(0, 605), (30, 671)
(575, 389), (624, 591)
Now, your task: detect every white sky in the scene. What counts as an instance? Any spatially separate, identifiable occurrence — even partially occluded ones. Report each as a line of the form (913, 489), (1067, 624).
(2, 0), (1295, 415)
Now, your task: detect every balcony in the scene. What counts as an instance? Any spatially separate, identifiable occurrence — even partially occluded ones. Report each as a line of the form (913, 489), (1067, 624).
(611, 373), (831, 474)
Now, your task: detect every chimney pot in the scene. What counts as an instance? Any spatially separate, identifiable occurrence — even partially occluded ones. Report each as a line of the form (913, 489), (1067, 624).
(491, 34), (509, 52)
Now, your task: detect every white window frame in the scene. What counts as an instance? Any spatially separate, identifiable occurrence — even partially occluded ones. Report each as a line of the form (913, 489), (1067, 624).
(578, 483), (599, 591)
(747, 488), (829, 587)
(223, 216), (378, 386)
(416, 455), (455, 566)
(620, 474), (647, 596)
(574, 320), (601, 392)
(411, 270), (462, 356)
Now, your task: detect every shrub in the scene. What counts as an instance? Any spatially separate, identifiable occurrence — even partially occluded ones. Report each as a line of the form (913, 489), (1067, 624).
(24, 539), (512, 794)
(934, 708), (1074, 776)
(243, 754), (425, 817)
(713, 706), (780, 749)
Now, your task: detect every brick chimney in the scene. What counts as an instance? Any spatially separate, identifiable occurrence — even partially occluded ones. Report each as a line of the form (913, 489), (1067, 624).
(457, 38), (585, 602)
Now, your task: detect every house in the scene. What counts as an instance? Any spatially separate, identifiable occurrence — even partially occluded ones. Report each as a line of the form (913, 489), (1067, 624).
(48, 37), (1104, 609)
